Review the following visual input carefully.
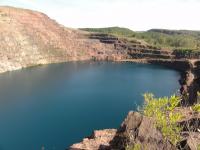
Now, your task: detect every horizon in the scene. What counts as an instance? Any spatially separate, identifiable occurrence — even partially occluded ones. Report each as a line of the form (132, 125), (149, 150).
(1, 0), (200, 31)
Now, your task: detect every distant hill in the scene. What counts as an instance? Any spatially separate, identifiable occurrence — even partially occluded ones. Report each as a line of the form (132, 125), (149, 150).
(148, 29), (200, 36)
(80, 27), (135, 37)
(80, 27), (200, 50)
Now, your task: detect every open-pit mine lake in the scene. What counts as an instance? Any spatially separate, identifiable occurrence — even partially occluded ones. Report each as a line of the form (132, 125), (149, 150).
(0, 61), (180, 150)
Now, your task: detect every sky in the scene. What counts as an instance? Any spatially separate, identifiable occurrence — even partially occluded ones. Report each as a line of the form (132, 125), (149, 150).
(0, 0), (200, 31)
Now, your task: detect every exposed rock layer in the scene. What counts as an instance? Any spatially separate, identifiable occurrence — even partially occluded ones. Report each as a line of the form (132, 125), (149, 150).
(70, 110), (200, 150)
(1, 6), (195, 74)
(0, 6), (128, 73)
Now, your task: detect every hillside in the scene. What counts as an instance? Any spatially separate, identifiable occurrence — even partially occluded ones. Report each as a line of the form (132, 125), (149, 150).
(0, 6), (121, 73)
(1, 6), (200, 74)
(0, 6), (179, 74)
(81, 27), (200, 50)
(81, 27), (135, 37)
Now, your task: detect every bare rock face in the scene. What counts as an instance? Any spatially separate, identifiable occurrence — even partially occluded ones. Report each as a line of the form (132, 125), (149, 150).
(175, 107), (200, 149)
(0, 6), (185, 75)
(69, 129), (117, 150)
(187, 132), (200, 150)
(69, 109), (200, 150)
(0, 5), (176, 74)
(114, 111), (175, 150)
(69, 112), (175, 150)
(179, 132), (200, 150)
(0, 6), (78, 72)
(0, 6), (124, 73)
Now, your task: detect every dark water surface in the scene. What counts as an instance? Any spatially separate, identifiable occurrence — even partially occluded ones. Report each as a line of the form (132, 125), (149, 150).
(0, 61), (180, 150)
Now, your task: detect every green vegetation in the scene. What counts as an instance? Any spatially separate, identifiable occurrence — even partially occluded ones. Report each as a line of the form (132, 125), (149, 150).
(135, 30), (200, 50)
(192, 104), (200, 112)
(80, 27), (200, 51)
(126, 143), (143, 150)
(192, 91), (200, 112)
(81, 27), (135, 37)
(125, 93), (200, 149)
(126, 143), (142, 150)
(198, 144), (200, 150)
(142, 93), (182, 145)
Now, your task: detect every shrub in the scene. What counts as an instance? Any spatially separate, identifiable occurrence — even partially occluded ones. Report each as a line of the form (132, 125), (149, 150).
(198, 144), (200, 150)
(192, 91), (200, 112)
(192, 104), (200, 112)
(142, 93), (182, 145)
(126, 143), (141, 150)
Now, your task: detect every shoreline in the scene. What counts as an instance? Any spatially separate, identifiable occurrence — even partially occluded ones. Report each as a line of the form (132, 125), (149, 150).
(118, 58), (200, 105)
(69, 58), (200, 150)
(0, 57), (198, 105)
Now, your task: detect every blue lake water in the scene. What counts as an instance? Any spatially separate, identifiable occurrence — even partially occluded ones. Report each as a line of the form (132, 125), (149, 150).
(0, 61), (180, 150)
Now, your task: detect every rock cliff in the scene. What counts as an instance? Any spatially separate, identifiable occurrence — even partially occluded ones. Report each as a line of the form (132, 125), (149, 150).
(70, 109), (200, 150)
(0, 6), (128, 73)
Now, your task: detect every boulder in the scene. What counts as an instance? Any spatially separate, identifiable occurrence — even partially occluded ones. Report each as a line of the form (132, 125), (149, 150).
(187, 132), (200, 150)
(69, 109), (200, 150)
(116, 111), (175, 150)
(69, 129), (117, 150)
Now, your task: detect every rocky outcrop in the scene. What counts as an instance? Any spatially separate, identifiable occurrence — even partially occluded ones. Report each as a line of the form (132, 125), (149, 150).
(69, 112), (172, 150)
(112, 112), (175, 150)
(185, 133), (200, 150)
(177, 59), (200, 105)
(69, 109), (200, 150)
(175, 107), (200, 149)
(69, 129), (117, 150)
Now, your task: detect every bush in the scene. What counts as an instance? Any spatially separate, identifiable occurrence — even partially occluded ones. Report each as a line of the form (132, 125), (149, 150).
(126, 143), (141, 150)
(142, 93), (183, 145)
(192, 104), (200, 112)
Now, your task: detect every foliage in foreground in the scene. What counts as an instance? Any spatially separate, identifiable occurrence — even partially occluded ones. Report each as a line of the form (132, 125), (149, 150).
(126, 93), (200, 150)
(126, 92), (200, 150)
(198, 144), (200, 150)
(126, 143), (142, 150)
(192, 91), (200, 112)
(142, 93), (183, 145)
(192, 103), (200, 112)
